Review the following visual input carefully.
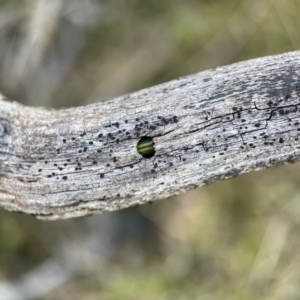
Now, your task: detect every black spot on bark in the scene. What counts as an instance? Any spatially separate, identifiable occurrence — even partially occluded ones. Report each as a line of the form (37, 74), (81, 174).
(162, 118), (169, 125)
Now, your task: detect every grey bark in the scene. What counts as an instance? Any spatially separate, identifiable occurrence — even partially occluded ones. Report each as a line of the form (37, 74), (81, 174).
(1, 51), (300, 220)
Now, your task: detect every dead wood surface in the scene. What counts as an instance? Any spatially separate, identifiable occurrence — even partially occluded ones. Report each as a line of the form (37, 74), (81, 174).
(1, 51), (300, 220)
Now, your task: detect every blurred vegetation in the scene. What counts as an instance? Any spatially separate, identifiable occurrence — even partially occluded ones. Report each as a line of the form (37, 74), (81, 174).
(0, 0), (300, 299)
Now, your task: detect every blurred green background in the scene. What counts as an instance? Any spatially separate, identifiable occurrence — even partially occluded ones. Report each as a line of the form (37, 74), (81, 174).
(0, 0), (300, 299)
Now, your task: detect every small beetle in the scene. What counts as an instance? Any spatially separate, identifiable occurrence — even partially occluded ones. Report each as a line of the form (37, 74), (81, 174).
(137, 137), (155, 158)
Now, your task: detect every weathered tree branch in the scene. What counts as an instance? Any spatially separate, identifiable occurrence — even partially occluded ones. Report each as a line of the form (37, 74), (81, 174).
(1, 51), (300, 220)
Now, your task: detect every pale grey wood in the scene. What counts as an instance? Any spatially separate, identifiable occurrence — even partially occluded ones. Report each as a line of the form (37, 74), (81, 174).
(1, 51), (300, 220)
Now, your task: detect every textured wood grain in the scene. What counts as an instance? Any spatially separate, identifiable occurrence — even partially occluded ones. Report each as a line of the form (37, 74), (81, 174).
(1, 51), (300, 220)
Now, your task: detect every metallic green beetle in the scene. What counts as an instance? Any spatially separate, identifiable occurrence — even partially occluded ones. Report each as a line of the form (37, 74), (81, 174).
(137, 137), (155, 158)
